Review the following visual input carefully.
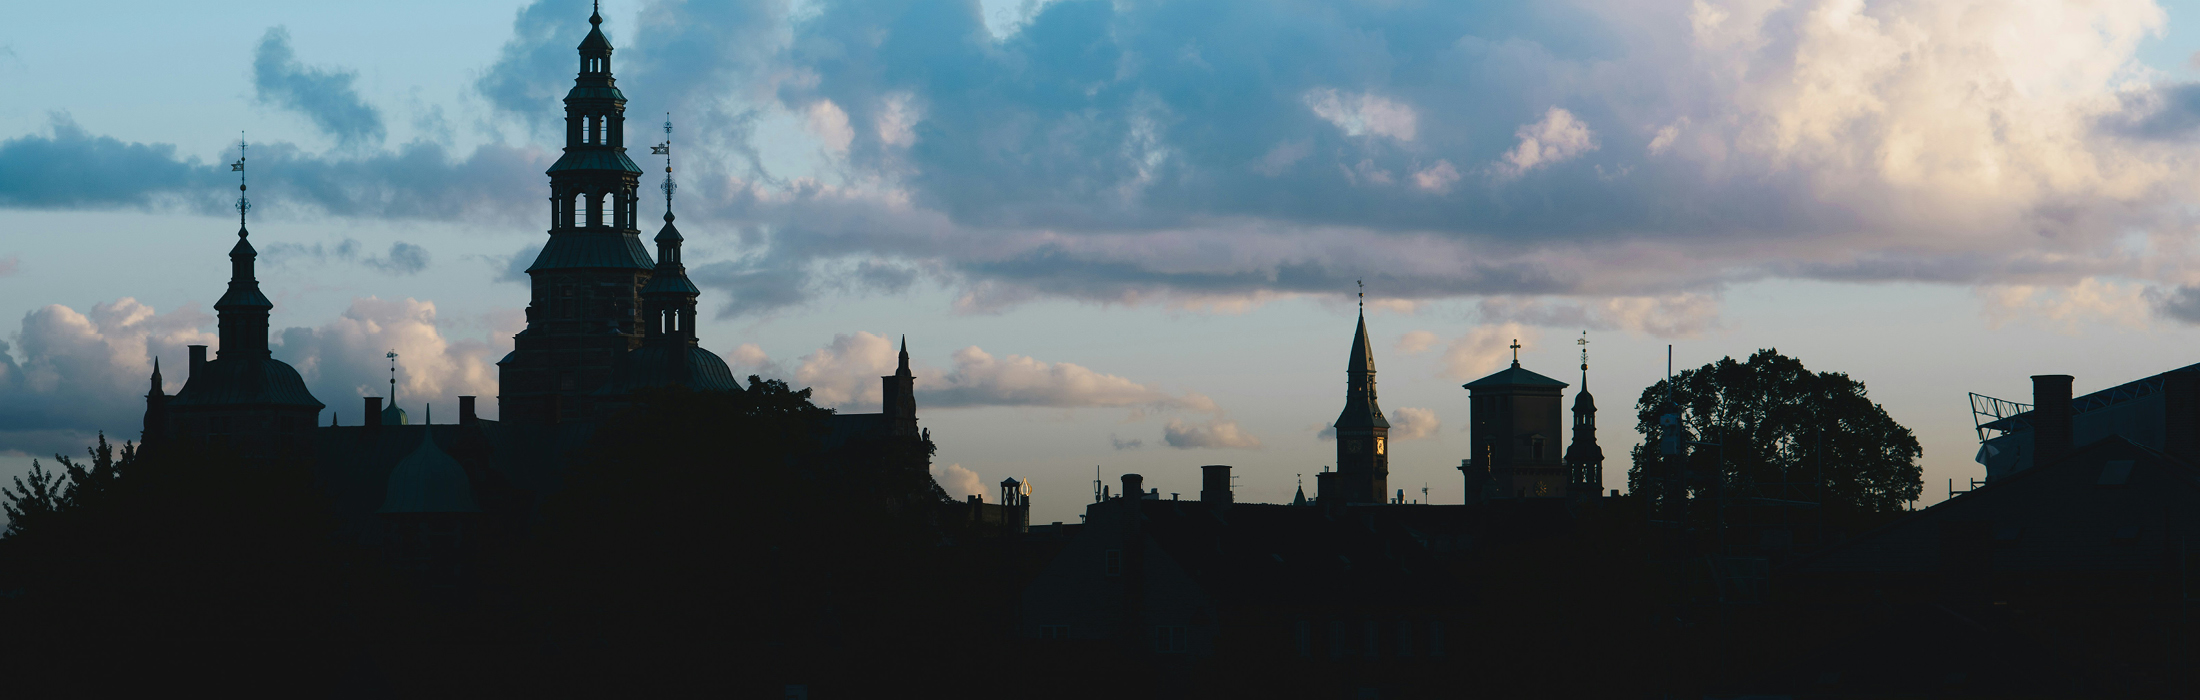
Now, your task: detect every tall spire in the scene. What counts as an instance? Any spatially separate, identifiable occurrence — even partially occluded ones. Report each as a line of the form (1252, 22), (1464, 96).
(387, 350), (399, 405)
(149, 357), (164, 394)
(214, 136), (272, 359)
(898, 335), (911, 375)
(233, 132), (250, 234)
(652, 113), (675, 217)
(1577, 330), (1589, 389)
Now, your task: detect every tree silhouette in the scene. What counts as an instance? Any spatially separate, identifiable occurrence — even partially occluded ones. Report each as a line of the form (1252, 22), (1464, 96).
(1627, 349), (1922, 513)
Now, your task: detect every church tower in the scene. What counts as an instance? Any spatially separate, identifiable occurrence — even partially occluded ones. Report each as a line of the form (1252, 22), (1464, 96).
(881, 337), (918, 437)
(1564, 332), (1604, 499)
(1327, 308), (1390, 504)
(1461, 339), (1568, 499)
(499, 4), (656, 424)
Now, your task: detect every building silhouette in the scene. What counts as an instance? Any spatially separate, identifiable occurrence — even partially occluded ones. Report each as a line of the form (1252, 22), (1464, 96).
(1460, 343), (1572, 499)
(137, 6), (932, 592)
(1319, 309), (1390, 504)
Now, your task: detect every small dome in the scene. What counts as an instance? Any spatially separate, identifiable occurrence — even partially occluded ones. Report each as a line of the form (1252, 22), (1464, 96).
(377, 428), (480, 514)
(1573, 390), (1596, 411)
(382, 402), (409, 426)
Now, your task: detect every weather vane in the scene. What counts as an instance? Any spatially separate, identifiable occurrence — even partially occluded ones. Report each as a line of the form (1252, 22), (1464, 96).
(1578, 331), (1589, 387)
(651, 113), (675, 214)
(231, 133), (249, 232)
(386, 350), (399, 404)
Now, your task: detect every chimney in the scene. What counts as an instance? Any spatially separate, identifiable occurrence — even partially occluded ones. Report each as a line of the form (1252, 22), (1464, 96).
(366, 397), (384, 429)
(1121, 474), (1144, 509)
(459, 396), (478, 426)
(2031, 375), (2074, 469)
(1200, 465), (1233, 504)
(188, 345), (207, 378)
(2166, 372), (2200, 465)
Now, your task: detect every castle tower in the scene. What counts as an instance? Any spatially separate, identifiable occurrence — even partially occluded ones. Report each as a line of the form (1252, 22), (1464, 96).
(602, 114), (740, 396)
(166, 138), (324, 462)
(1461, 339), (1568, 499)
(1564, 332), (1604, 499)
(1326, 309), (1390, 504)
(499, 4), (656, 424)
(881, 337), (918, 436)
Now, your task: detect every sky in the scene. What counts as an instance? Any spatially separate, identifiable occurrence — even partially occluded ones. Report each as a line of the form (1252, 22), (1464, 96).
(8, 0), (2200, 525)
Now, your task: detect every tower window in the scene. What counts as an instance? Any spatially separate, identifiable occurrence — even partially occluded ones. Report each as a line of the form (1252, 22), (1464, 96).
(1375, 437), (1385, 455)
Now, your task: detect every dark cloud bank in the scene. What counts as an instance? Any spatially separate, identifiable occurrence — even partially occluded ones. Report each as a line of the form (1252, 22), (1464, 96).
(5, 0), (2199, 322)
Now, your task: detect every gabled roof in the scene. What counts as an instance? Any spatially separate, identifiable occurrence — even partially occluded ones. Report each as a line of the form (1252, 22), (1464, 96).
(377, 427), (481, 514)
(1463, 363), (1569, 390)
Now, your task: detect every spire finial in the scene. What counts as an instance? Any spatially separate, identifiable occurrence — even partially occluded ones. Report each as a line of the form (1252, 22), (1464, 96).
(1510, 338), (1522, 367)
(386, 350), (399, 404)
(231, 133), (249, 235)
(652, 113), (675, 218)
(591, 0), (602, 24)
(1577, 330), (1589, 388)
(1356, 279), (1363, 312)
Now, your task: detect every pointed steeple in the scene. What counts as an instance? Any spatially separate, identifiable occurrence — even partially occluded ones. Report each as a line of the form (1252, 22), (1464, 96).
(881, 335), (918, 432)
(149, 357), (164, 395)
(1334, 310), (1387, 430)
(897, 335), (912, 376)
(215, 137), (272, 359)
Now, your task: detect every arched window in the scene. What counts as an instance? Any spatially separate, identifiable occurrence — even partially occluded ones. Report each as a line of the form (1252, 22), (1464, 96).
(567, 192), (581, 228)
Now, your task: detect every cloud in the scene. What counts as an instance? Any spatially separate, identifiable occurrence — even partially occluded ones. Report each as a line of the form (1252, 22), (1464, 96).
(1977, 278), (2152, 333)
(921, 345), (1209, 410)
(782, 331), (1213, 413)
(1163, 417), (1261, 450)
(263, 239), (431, 276)
(931, 463), (984, 500)
(1440, 323), (1537, 380)
(1110, 434), (1143, 450)
(1411, 160), (1461, 193)
(273, 297), (513, 421)
(0, 298), (213, 457)
(1388, 407), (1440, 440)
(0, 254), (18, 276)
(0, 113), (544, 221)
(17, 0), (2200, 322)
(1494, 107), (1597, 179)
(252, 27), (386, 149)
(1303, 89), (1419, 141)
(2151, 284), (2200, 324)
(1396, 330), (1438, 355)
(1473, 294), (1722, 339)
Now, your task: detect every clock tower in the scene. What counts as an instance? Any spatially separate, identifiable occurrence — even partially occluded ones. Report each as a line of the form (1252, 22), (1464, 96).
(1327, 309), (1390, 504)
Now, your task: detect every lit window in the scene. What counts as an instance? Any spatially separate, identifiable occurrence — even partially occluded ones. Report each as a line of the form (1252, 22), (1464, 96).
(1375, 437), (1386, 455)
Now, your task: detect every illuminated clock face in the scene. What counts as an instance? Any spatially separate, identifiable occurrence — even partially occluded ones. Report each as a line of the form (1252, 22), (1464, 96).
(1375, 437), (1386, 455)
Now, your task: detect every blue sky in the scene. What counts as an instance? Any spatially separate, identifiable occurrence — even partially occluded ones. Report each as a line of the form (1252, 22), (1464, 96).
(7, 0), (2200, 524)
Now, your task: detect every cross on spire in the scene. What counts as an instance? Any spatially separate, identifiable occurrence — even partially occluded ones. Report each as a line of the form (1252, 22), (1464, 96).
(1510, 338), (1522, 366)
(231, 133), (249, 234)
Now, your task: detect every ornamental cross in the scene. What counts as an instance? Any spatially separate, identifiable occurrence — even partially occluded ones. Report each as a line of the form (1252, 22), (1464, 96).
(1510, 338), (1521, 362)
